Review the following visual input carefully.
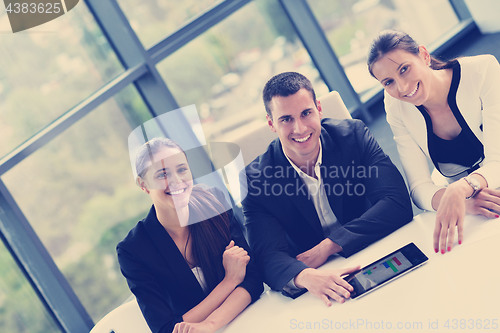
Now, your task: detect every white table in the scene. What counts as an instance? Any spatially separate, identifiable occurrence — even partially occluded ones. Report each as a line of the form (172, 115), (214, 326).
(221, 212), (500, 333)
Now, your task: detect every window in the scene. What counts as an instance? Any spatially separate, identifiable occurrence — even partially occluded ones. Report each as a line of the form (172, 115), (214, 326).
(0, 242), (59, 332)
(157, 0), (328, 144)
(2, 86), (151, 322)
(308, 0), (459, 99)
(118, 0), (221, 48)
(0, 3), (122, 159)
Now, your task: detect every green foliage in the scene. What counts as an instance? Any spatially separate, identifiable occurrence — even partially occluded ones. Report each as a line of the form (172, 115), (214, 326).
(158, 0), (280, 120)
(161, 37), (225, 106)
(64, 210), (148, 321)
(75, 185), (149, 248)
(2, 81), (151, 327)
(256, 0), (297, 43)
(326, 17), (365, 57)
(0, 248), (60, 332)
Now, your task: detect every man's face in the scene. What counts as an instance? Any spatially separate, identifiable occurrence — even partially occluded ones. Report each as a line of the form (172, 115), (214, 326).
(267, 88), (322, 167)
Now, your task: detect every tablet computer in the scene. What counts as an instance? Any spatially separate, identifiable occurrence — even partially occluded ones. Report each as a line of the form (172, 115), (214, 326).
(344, 243), (428, 299)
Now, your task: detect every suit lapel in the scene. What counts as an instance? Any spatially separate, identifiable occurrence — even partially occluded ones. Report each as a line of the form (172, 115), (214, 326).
(143, 206), (205, 297)
(320, 127), (345, 222)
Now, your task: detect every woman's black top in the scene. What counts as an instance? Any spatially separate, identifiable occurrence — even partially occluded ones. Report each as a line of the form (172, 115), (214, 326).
(417, 61), (484, 177)
(117, 188), (263, 333)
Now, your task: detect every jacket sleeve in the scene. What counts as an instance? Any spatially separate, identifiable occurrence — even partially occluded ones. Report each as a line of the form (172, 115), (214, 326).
(228, 212), (264, 303)
(117, 243), (182, 333)
(385, 93), (441, 211)
(241, 172), (309, 292)
(326, 121), (414, 256)
(471, 55), (500, 189)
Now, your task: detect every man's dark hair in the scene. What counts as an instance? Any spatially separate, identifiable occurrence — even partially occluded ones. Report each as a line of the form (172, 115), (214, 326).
(262, 72), (316, 119)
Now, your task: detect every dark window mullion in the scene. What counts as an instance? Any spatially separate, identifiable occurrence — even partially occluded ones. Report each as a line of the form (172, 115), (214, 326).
(0, 179), (94, 332)
(278, 0), (372, 122)
(0, 64), (148, 177)
(148, 0), (252, 63)
(448, 0), (473, 21)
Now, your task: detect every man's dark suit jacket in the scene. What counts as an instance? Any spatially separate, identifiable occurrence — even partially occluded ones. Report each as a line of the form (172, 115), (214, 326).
(117, 193), (263, 333)
(241, 118), (413, 293)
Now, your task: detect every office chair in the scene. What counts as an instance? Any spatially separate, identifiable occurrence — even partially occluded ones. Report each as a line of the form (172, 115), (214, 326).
(89, 298), (151, 333)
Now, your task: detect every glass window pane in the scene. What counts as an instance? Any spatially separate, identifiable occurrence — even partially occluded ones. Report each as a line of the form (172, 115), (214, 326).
(307, 0), (460, 99)
(118, 0), (221, 48)
(157, 0), (328, 147)
(0, 3), (122, 159)
(0, 240), (60, 332)
(2, 86), (152, 322)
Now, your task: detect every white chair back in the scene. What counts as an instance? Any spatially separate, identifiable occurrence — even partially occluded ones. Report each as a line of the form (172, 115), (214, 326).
(318, 90), (352, 120)
(89, 298), (151, 333)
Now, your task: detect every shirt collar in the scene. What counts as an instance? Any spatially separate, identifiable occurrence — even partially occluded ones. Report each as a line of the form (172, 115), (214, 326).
(284, 140), (322, 177)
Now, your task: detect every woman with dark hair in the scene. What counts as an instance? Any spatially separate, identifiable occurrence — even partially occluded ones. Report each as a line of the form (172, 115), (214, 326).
(117, 138), (263, 333)
(367, 30), (500, 254)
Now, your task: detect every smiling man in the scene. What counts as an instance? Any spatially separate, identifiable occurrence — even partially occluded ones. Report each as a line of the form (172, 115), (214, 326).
(241, 72), (413, 306)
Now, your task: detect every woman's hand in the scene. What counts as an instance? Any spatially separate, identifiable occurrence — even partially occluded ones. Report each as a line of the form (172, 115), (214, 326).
(434, 181), (469, 254)
(173, 321), (216, 333)
(466, 188), (500, 218)
(222, 240), (250, 286)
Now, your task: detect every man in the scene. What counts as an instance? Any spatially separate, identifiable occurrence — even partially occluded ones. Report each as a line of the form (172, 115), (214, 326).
(241, 72), (413, 306)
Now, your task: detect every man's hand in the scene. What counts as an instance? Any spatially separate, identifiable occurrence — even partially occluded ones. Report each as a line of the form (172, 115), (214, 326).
(296, 238), (342, 268)
(294, 266), (360, 306)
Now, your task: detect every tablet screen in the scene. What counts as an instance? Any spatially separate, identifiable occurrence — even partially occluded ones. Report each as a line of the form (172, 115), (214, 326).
(345, 243), (427, 299)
